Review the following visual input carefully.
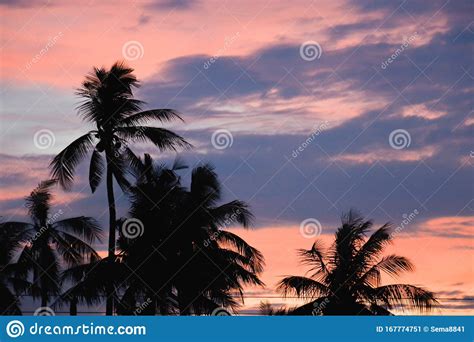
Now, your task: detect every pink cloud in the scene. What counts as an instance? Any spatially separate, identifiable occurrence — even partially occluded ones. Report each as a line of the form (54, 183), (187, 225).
(330, 146), (437, 164)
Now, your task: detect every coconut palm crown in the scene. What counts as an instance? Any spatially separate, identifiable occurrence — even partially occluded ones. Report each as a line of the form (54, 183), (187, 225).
(278, 211), (438, 315)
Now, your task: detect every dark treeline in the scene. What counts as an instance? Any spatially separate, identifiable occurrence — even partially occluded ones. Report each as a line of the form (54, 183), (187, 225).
(0, 63), (437, 316)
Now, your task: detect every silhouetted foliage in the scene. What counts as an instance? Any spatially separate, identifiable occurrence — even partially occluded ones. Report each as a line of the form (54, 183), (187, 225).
(0, 63), (440, 318)
(258, 301), (292, 315)
(0, 219), (29, 315)
(115, 154), (265, 315)
(277, 210), (438, 315)
(0, 181), (101, 313)
(49, 62), (190, 314)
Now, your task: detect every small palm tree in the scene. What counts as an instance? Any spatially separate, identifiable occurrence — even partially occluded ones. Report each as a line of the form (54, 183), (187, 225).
(2, 180), (101, 309)
(278, 211), (438, 315)
(49, 62), (190, 314)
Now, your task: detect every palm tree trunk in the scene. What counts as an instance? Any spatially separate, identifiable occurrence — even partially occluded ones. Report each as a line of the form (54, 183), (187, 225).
(105, 152), (116, 316)
(178, 248), (192, 315)
(41, 291), (47, 308)
(70, 296), (78, 316)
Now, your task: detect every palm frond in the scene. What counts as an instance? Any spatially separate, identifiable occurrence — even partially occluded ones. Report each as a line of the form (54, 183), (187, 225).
(220, 260), (265, 287)
(24, 179), (57, 224)
(298, 240), (328, 277)
(277, 276), (329, 299)
(213, 245), (264, 274)
(374, 284), (438, 312)
(208, 200), (254, 228)
(75, 97), (103, 124)
(353, 223), (393, 274)
(47, 230), (82, 266)
(216, 230), (264, 272)
(358, 255), (413, 288)
(54, 231), (101, 265)
(50, 132), (95, 189)
(108, 61), (140, 94)
(190, 164), (221, 205)
(170, 156), (186, 172)
(53, 216), (102, 244)
(119, 109), (184, 126)
(0, 222), (34, 261)
(115, 126), (191, 151)
(89, 149), (105, 193)
(122, 147), (144, 178)
(331, 210), (373, 267)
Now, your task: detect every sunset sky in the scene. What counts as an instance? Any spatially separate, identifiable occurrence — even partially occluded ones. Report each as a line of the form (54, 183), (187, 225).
(1, 0), (473, 314)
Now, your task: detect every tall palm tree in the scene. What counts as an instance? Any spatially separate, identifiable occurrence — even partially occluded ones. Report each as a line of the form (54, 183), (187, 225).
(49, 62), (190, 314)
(118, 155), (264, 315)
(2, 180), (101, 309)
(278, 210), (438, 315)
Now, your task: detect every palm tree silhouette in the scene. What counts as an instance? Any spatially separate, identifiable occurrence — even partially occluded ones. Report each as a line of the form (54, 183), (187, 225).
(173, 164), (264, 315)
(49, 62), (190, 314)
(278, 211), (438, 315)
(1, 180), (101, 309)
(117, 154), (264, 315)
